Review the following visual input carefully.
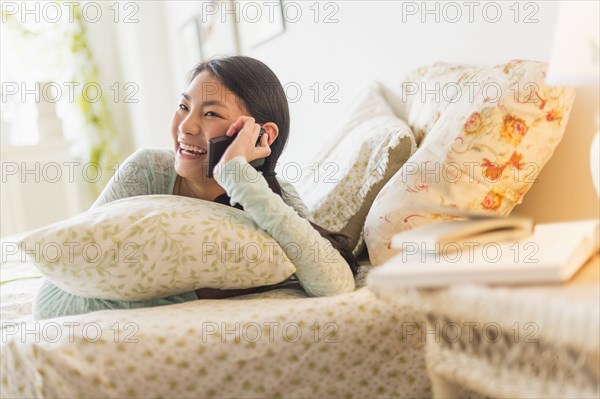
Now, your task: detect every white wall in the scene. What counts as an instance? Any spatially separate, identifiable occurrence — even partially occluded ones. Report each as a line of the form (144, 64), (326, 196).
(83, 2), (136, 156)
(88, 0), (598, 221)
(84, 1), (177, 152)
(228, 1), (561, 168)
(123, 1), (561, 160)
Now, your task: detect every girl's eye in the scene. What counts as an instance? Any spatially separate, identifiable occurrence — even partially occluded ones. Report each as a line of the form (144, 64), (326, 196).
(205, 111), (219, 117)
(178, 104), (189, 111)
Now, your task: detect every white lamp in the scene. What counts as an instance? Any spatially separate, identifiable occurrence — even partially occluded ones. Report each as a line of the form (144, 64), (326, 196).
(546, 0), (600, 197)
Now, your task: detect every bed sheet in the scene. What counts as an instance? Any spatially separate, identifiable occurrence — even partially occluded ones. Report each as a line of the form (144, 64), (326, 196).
(1, 243), (431, 398)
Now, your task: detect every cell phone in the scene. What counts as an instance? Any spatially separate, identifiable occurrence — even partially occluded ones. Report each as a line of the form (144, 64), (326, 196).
(206, 127), (266, 178)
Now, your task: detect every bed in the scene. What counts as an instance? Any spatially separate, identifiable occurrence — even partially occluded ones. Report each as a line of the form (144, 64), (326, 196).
(0, 68), (436, 399)
(1, 59), (575, 398)
(0, 234), (431, 398)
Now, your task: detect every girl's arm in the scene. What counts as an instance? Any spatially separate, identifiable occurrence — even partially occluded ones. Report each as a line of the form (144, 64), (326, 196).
(214, 155), (356, 297)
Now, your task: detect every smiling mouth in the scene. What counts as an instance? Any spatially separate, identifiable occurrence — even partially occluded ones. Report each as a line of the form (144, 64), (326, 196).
(178, 143), (207, 157)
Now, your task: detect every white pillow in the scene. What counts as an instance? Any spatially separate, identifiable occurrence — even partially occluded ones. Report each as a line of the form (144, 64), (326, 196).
(297, 81), (416, 256)
(18, 195), (296, 300)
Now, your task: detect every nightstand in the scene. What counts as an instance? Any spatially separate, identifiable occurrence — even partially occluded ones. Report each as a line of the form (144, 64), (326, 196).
(367, 253), (600, 398)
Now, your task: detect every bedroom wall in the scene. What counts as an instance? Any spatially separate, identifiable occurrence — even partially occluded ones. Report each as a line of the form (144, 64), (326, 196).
(161, 1), (562, 167)
(86, 1), (598, 222)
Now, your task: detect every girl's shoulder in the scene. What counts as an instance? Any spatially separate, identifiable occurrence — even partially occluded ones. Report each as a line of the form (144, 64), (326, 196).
(121, 147), (177, 194)
(125, 147), (175, 168)
(91, 148), (177, 208)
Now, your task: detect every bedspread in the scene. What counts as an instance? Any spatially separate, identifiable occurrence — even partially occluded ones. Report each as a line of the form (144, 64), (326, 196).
(1, 243), (431, 398)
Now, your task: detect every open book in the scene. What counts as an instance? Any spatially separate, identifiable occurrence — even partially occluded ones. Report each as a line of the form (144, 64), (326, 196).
(391, 217), (535, 254)
(369, 219), (600, 287)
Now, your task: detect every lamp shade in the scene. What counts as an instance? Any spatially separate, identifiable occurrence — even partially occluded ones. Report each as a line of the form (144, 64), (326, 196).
(546, 1), (600, 87)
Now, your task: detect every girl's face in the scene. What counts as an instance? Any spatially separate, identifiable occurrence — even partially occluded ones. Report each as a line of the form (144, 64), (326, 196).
(171, 71), (248, 180)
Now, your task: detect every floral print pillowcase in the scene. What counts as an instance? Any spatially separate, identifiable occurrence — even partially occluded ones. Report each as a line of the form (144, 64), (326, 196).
(364, 60), (576, 266)
(18, 195), (297, 300)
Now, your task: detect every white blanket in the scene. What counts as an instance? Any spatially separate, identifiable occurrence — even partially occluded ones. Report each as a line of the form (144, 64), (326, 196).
(1, 246), (431, 398)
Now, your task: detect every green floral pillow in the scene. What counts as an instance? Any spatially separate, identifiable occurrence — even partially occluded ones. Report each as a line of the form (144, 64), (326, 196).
(18, 195), (296, 300)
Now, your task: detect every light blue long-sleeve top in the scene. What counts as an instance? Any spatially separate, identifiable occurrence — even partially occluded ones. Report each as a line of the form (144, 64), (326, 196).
(32, 148), (355, 320)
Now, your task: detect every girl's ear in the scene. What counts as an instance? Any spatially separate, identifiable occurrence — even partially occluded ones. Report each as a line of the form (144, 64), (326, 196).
(261, 122), (279, 146)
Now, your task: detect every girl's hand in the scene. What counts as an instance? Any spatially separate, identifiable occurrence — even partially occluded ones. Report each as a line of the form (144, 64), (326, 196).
(219, 116), (271, 165)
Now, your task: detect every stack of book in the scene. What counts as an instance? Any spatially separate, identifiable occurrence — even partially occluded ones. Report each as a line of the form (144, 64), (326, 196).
(367, 210), (599, 288)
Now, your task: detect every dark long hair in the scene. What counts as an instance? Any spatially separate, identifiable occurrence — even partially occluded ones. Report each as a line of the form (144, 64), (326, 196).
(189, 56), (358, 276)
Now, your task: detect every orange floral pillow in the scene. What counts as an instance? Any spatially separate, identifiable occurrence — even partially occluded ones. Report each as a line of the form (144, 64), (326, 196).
(364, 60), (576, 266)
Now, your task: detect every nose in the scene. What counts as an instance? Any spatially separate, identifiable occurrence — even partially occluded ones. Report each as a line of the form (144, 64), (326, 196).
(179, 113), (201, 136)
